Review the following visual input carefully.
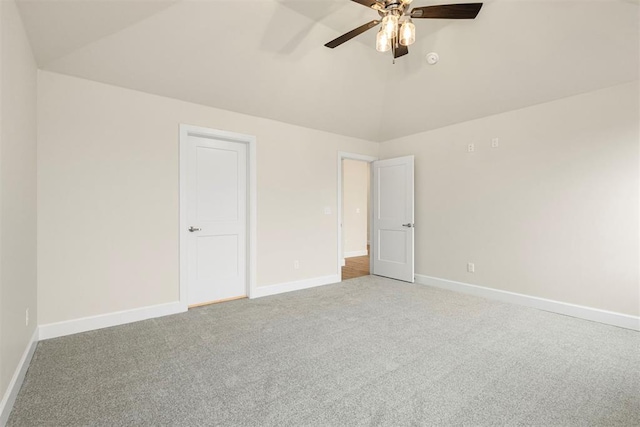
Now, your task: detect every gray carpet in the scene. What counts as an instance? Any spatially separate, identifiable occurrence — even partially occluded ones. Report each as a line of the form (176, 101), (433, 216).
(8, 276), (640, 426)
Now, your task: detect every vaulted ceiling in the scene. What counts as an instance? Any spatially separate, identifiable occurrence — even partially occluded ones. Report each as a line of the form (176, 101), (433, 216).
(17, 0), (639, 141)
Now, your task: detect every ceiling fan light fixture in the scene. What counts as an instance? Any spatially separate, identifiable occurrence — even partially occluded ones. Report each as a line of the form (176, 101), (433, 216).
(376, 28), (391, 52)
(324, 2), (483, 61)
(381, 14), (398, 38)
(399, 19), (415, 46)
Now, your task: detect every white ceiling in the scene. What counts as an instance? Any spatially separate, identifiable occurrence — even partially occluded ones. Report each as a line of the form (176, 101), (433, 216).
(17, 0), (640, 142)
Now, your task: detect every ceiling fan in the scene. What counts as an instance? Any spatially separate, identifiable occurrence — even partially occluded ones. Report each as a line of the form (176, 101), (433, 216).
(324, 1), (483, 61)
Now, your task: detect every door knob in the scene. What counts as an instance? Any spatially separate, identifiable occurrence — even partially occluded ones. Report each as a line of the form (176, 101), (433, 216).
(402, 223), (414, 228)
(188, 226), (202, 232)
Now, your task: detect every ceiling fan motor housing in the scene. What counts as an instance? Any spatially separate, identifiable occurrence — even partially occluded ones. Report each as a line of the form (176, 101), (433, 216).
(377, 0), (411, 16)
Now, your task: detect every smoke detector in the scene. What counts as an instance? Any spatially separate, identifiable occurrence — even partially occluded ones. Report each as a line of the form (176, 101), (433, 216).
(426, 52), (439, 65)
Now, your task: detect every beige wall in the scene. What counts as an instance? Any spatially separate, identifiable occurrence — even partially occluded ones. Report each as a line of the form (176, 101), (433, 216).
(37, 71), (379, 325)
(380, 82), (639, 316)
(343, 159), (369, 256)
(0, 0), (38, 402)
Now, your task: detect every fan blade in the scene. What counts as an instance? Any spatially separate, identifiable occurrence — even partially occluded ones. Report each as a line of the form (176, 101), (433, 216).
(351, 0), (383, 11)
(411, 3), (483, 19)
(324, 20), (380, 49)
(394, 44), (409, 59)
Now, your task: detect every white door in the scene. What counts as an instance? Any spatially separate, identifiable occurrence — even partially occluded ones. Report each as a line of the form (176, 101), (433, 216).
(371, 156), (414, 282)
(186, 134), (247, 305)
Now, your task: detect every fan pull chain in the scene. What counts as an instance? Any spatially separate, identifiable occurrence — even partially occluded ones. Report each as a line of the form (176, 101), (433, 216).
(392, 26), (396, 64)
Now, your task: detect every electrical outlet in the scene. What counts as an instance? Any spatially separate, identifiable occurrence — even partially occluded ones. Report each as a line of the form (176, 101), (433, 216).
(467, 263), (475, 273)
(491, 138), (499, 148)
(26, 308), (29, 326)
(294, 260), (300, 270)
(468, 143), (475, 153)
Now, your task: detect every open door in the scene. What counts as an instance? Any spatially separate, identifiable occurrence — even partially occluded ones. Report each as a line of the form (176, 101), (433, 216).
(371, 156), (414, 282)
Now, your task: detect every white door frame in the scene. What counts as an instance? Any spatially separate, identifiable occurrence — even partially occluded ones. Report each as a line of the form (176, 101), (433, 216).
(337, 151), (378, 280)
(179, 124), (257, 310)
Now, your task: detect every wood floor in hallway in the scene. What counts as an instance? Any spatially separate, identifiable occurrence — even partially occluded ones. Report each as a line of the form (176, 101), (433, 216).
(342, 249), (370, 280)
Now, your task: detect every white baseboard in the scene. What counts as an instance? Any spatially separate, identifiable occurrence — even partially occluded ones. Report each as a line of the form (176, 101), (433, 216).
(251, 274), (340, 299)
(415, 274), (640, 331)
(344, 250), (368, 258)
(0, 328), (39, 426)
(39, 301), (186, 341)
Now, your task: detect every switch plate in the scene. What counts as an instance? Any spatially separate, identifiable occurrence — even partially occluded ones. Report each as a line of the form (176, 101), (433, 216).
(467, 262), (475, 273)
(324, 207), (331, 215)
(294, 260), (300, 270)
(26, 308), (29, 326)
(491, 138), (499, 148)
(468, 143), (475, 153)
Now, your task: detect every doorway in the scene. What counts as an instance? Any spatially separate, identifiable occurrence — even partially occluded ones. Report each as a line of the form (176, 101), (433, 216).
(337, 152), (377, 280)
(342, 159), (370, 279)
(179, 125), (257, 309)
(338, 153), (415, 284)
